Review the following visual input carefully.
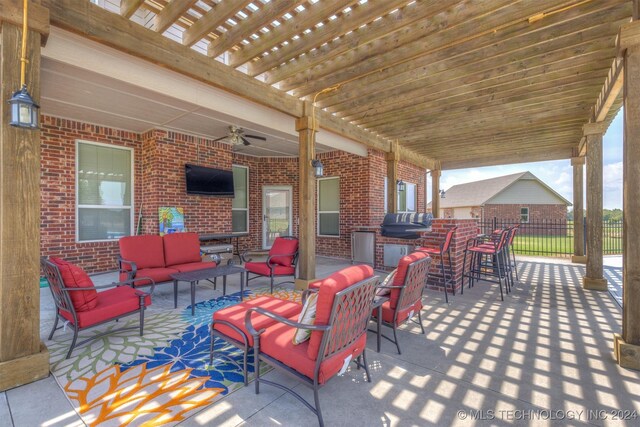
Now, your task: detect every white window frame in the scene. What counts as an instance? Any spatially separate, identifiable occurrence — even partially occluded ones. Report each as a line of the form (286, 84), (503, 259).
(384, 177), (418, 213)
(520, 207), (530, 223)
(232, 164), (249, 233)
(76, 140), (134, 243)
(398, 181), (417, 213)
(317, 176), (340, 237)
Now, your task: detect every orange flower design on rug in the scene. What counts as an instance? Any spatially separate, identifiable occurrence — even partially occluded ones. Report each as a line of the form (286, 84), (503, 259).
(65, 363), (223, 426)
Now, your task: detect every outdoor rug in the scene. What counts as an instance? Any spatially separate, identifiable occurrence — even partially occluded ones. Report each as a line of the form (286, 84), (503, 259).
(46, 286), (301, 426)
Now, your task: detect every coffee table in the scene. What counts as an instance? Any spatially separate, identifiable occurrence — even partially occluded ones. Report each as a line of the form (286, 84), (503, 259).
(170, 265), (247, 315)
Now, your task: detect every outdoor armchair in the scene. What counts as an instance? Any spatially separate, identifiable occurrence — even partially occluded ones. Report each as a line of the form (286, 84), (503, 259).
(372, 252), (432, 354)
(42, 257), (152, 359)
(241, 236), (299, 293)
(244, 265), (378, 427)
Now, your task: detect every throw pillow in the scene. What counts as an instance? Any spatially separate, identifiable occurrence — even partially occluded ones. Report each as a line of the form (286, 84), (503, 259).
(292, 292), (318, 345)
(376, 269), (397, 296)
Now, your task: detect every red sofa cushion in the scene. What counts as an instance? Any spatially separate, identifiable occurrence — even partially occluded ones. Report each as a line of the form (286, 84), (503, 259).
(372, 299), (423, 326)
(163, 232), (202, 267)
(213, 296), (303, 347)
(120, 267), (179, 286)
(261, 321), (367, 385)
(60, 285), (151, 328)
(245, 262), (295, 277)
(307, 265), (374, 360)
(49, 258), (98, 312)
(269, 237), (298, 267)
(390, 252), (429, 309)
(119, 235), (165, 269)
(172, 261), (216, 274)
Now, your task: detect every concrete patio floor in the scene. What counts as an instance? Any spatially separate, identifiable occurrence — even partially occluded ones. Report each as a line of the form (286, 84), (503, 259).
(2, 255), (639, 426)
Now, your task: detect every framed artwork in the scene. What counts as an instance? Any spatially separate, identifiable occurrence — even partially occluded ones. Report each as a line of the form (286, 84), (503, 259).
(159, 207), (185, 235)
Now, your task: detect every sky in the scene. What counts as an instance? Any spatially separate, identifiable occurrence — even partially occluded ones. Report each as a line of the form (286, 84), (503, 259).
(428, 110), (624, 210)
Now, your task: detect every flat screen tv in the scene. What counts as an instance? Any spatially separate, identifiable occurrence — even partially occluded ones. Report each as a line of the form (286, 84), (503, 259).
(185, 164), (234, 196)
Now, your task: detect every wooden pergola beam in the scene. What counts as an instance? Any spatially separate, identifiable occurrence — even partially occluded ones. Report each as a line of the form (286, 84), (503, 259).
(0, 0), (50, 43)
(441, 147), (574, 170)
(247, 0), (409, 77)
(208, 0), (306, 59)
(41, 0), (435, 171)
(182, 0), (252, 47)
(119, 0), (144, 19)
(228, 0), (351, 68)
(154, 0), (195, 34)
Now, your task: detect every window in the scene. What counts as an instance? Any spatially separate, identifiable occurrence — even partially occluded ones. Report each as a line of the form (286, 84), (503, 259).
(318, 177), (339, 236)
(76, 141), (133, 242)
(520, 207), (529, 223)
(232, 165), (249, 232)
(384, 178), (417, 213)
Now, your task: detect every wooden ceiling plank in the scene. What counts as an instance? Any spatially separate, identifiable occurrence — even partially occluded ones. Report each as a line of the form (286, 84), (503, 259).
(354, 83), (603, 127)
(207, 0), (306, 58)
(182, 0), (253, 47)
(265, 0), (461, 85)
(323, 6), (628, 112)
(441, 148), (574, 170)
(427, 140), (578, 159)
(348, 59), (611, 123)
(334, 32), (617, 119)
(154, 0), (196, 34)
(228, 0), (356, 68)
(284, 0), (588, 96)
(120, 0), (145, 18)
(408, 129), (582, 149)
(248, 0), (410, 77)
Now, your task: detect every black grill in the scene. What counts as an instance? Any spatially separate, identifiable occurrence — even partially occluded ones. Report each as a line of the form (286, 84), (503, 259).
(380, 213), (433, 239)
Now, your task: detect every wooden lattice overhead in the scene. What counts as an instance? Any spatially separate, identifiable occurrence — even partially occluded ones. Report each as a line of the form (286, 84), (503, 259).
(56, 0), (634, 169)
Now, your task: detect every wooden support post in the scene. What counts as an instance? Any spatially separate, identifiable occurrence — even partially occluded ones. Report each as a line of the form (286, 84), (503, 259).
(571, 156), (586, 264)
(0, 17), (49, 391)
(295, 102), (318, 289)
(582, 122), (607, 291)
(615, 22), (640, 370)
(431, 169), (441, 218)
(386, 141), (400, 214)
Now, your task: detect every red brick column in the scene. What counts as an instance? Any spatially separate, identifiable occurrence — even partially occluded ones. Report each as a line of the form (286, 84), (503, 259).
(420, 219), (479, 294)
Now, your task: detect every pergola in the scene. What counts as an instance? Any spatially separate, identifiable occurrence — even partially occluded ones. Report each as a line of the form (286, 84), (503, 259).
(0, 0), (639, 391)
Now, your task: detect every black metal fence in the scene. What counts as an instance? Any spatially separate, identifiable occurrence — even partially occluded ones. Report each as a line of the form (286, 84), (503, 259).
(478, 218), (623, 257)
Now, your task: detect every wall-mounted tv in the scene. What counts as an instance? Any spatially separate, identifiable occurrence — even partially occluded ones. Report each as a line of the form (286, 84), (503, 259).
(185, 164), (235, 196)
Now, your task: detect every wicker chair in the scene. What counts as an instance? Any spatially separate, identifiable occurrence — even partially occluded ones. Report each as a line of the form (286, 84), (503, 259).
(42, 257), (152, 359)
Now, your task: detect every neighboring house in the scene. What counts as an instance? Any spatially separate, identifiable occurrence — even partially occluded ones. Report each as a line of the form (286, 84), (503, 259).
(429, 172), (571, 223)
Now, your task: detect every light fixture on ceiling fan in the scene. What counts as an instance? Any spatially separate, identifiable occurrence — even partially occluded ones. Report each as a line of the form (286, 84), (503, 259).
(213, 125), (266, 146)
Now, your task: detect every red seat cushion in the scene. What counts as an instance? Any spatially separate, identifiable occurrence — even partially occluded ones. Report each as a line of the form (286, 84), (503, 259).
(372, 299), (423, 326)
(245, 262), (296, 277)
(260, 320), (367, 385)
(60, 285), (151, 328)
(213, 296), (303, 347)
(163, 232), (202, 266)
(49, 258), (98, 312)
(307, 265), (374, 360)
(119, 235), (165, 269)
(390, 252), (429, 309)
(120, 267), (179, 286)
(269, 238), (298, 267)
(172, 261), (216, 274)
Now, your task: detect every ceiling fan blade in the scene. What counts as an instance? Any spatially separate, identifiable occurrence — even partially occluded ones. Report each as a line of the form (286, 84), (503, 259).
(240, 136), (252, 146)
(244, 134), (266, 141)
(212, 136), (228, 142)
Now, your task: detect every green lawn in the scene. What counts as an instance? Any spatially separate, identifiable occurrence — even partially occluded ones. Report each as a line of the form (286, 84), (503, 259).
(512, 234), (622, 256)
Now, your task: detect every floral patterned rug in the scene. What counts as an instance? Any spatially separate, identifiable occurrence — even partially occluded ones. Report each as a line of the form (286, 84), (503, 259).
(47, 287), (301, 426)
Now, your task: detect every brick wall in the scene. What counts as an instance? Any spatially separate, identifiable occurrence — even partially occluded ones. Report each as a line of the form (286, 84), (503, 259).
(40, 116), (427, 273)
(40, 116), (142, 272)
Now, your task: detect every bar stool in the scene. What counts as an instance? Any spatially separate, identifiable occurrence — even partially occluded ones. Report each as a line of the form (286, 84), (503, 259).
(416, 226), (457, 303)
(462, 228), (510, 301)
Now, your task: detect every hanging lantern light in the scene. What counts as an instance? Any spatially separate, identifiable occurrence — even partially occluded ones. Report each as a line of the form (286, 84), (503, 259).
(311, 159), (324, 178)
(7, 0), (39, 130)
(397, 179), (406, 192)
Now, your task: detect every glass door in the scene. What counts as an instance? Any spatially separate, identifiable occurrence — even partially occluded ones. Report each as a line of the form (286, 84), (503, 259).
(262, 186), (292, 249)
